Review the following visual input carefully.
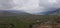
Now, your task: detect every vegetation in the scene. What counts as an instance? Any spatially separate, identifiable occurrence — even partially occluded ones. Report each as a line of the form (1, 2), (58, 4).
(0, 15), (60, 28)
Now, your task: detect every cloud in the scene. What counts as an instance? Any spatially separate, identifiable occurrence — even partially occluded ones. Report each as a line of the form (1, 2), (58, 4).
(0, 0), (16, 10)
(0, 0), (60, 14)
(13, 0), (60, 13)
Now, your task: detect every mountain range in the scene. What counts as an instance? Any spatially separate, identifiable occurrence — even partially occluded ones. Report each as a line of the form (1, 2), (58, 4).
(34, 8), (60, 15)
(0, 9), (60, 16)
(0, 10), (31, 16)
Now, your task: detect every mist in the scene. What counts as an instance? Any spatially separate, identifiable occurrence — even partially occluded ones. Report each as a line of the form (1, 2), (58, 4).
(0, 0), (60, 14)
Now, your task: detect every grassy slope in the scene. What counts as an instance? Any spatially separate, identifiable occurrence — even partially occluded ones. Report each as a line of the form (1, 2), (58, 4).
(0, 15), (60, 28)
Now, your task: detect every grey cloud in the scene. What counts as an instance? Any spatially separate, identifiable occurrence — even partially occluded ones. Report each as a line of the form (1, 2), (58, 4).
(0, 0), (60, 15)
(0, 0), (16, 9)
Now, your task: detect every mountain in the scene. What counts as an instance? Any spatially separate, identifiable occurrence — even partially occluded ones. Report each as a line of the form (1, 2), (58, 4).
(50, 8), (60, 15)
(34, 8), (60, 15)
(0, 10), (31, 16)
(0, 8), (60, 16)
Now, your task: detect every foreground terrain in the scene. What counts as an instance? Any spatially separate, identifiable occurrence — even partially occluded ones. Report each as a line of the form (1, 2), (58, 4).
(0, 15), (60, 28)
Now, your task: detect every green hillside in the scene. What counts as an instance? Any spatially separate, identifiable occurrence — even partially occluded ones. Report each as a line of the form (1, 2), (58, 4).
(0, 15), (60, 28)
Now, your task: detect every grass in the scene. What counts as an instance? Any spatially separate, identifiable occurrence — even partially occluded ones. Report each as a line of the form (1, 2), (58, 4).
(0, 15), (60, 28)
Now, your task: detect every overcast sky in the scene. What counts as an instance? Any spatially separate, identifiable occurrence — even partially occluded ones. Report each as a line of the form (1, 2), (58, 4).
(0, 0), (60, 14)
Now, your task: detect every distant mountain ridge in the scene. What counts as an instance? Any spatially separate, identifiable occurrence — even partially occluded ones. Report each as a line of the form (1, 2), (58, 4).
(0, 10), (31, 16)
(34, 8), (60, 15)
(0, 8), (60, 15)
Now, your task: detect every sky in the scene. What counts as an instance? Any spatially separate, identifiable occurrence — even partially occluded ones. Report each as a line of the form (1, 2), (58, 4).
(0, 0), (60, 14)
